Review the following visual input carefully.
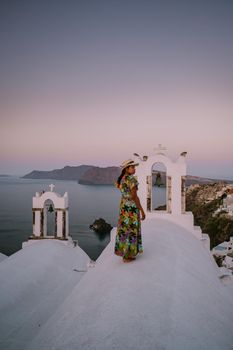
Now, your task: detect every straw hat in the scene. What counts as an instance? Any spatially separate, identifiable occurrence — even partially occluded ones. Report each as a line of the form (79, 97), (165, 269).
(120, 159), (139, 170)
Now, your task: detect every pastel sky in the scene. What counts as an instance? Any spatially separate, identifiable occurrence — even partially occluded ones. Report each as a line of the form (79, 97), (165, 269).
(1, 0), (233, 179)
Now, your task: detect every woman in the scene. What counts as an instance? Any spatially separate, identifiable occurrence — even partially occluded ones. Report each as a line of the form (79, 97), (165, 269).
(114, 159), (146, 263)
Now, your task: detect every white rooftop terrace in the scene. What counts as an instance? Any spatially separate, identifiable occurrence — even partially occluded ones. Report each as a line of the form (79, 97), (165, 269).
(0, 252), (7, 263)
(1, 218), (229, 350)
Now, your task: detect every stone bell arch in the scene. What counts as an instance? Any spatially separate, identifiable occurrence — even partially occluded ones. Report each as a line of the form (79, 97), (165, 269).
(137, 151), (186, 216)
(135, 148), (208, 242)
(32, 184), (69, 239)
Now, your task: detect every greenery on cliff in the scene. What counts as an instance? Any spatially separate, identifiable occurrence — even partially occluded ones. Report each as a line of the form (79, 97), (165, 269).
(186, 183), (233, 249)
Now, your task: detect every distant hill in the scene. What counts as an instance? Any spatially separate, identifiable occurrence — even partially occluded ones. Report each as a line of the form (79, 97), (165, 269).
(185, 175), (233, 186)
(23, 165), (121, 185)
(23, 165), (233, 186)
(23, 165), (94, 181)
(78, 166), (120, 185)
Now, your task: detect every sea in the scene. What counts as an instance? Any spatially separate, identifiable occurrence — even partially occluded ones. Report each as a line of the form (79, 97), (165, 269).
(0, 176), (166, 260)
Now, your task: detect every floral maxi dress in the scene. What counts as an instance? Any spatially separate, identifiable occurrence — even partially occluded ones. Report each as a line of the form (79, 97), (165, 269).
(114, 175), (143, 259)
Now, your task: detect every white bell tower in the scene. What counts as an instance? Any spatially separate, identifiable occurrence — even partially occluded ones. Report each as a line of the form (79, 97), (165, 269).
(135, 148), (209, 244)
(32, 184), (69, 239)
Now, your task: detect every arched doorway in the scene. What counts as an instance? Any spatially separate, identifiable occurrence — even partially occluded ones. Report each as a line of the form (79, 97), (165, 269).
(151, 162), (167, 211)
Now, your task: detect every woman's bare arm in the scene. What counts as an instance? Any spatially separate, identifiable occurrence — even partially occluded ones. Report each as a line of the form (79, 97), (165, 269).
(131, 187), (146, 220)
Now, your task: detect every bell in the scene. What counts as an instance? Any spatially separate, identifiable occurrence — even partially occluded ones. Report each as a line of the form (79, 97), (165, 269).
(155, 172), (162, 187)
(48, 204), (54, 213)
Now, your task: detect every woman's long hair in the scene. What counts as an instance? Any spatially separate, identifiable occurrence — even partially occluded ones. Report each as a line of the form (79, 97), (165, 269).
(116, 168), (126, 188)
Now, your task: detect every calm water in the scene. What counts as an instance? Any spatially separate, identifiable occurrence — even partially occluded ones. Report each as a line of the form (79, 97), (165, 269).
(0, 177), (165, 260)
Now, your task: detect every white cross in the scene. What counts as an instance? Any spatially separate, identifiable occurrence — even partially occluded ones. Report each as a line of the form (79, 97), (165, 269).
(49, 184), (55, 192)
(154, 144), (167, 155)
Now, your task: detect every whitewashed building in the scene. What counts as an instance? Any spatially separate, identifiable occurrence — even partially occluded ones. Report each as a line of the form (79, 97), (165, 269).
(212, 237), (233, 257)
(223, 193), (233, 216)
(223, 255), (233, 270)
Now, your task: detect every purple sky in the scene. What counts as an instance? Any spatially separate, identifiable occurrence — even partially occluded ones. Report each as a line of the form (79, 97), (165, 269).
(1, 0), (233, 179)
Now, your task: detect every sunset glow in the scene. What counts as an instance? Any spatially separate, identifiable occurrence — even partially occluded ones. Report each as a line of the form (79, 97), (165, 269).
(1, 0), (233, 179)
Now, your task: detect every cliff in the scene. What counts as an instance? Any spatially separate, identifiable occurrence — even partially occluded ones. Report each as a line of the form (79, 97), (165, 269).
(186, 183), (233, 249)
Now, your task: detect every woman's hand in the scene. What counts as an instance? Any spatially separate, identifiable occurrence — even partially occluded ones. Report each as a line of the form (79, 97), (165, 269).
(140, 210), (146, 221)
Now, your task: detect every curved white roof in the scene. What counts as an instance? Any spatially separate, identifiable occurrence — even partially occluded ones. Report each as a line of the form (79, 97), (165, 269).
(0, 220), (233, 349)
(22, 219), (233, 350)
(0, 252), (7, 263)
(0, 240), (90, 349)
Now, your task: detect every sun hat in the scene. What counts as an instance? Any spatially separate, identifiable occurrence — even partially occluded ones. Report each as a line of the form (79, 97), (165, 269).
(120, 159), (139, 170)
